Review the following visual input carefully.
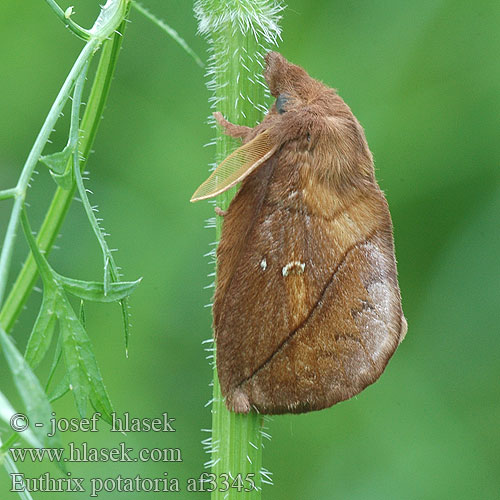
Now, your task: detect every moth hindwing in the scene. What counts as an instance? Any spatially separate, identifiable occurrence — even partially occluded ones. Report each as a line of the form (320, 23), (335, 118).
(190, 130), (276, 202)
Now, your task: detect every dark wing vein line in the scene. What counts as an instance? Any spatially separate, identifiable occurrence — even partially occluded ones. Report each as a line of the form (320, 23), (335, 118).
(237, 228), (378, 388)
(304, 206), (348, 384)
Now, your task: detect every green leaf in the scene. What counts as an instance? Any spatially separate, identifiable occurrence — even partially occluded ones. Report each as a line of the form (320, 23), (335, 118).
(40, 145), (73, 175)
(24, 288), (57, 369)
(19, 209), (55, 284)
(79, 299), (86, 327)
(121, 298), (130, 357)
(50, 168), (74, 190)
(58, 274), (142, 302)
(40, 146), (75, 189)
(0, 327), (57, 448)
(0, 390), (42, 449)
(48, 374), (70, 403)
(89, 386), (114, 425)
(57, 297), (113, 422)
(45, 334), (63, 393)
(57, 302), (89, 418)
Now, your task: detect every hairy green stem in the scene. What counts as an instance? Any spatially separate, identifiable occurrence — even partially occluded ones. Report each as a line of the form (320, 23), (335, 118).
(72, 67), (132, 350)
(195, 1), (283, 497)
(72, 65), (118, 294)
(0, 3), (131, 332)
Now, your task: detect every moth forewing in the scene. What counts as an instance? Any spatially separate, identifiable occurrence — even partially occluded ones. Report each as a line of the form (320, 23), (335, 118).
(190, 130), (277, 202)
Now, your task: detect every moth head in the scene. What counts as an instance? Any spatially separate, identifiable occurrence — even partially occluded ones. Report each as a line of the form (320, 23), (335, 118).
(264, 52), (325, 113)
(264, 51), (354, 126)
(190, 53), (375, 203)
(264, 52), (317, 98)
(264, 52), (373, 184)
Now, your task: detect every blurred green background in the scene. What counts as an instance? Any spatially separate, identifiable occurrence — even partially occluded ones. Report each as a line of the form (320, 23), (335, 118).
(1, 0), (499, 498)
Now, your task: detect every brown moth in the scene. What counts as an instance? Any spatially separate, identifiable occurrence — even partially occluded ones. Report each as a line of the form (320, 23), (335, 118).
(191, 52), (407, 415)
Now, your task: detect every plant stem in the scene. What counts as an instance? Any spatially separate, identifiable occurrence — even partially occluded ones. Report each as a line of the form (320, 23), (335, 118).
(43, 0), (91, 40)
(195, 1), (283, 497)
(1, 440), (34, 500)
(0, 5), (131, 333)
(131, 1), (204, 68)
(0, 39), (98, 307)
(0, 188), (19, 201)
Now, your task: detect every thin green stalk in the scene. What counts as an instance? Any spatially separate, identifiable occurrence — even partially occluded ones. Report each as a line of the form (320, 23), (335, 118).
(72, 70), (132, 350)
(0, 188), (18, 201)
(43, 0), (91, 40)
(0, 39), (98, 306)
(1, 447), (34, 500)
(0, 3), (131, 332)
(131, 1), (204, 67)
(195, 1), (283, 497)
(71, 62), (116, 294)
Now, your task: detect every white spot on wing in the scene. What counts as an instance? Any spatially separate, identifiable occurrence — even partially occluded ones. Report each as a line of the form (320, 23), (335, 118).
(282, 261), (305, 277)
(260, 258), (267, 271)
